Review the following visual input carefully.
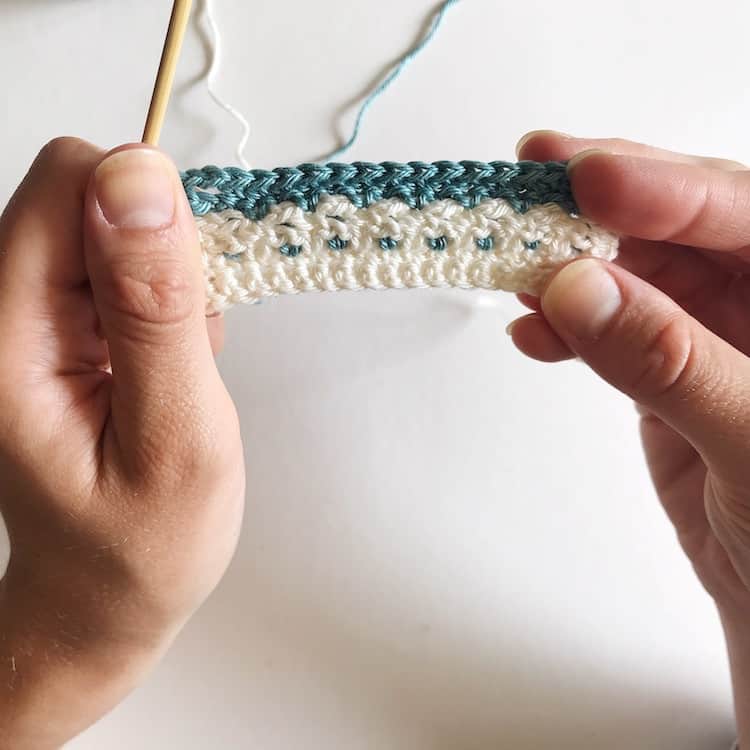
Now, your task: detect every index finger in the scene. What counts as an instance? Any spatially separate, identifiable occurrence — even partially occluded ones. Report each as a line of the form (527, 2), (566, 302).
(0, 138), (104, 298)
(516, 130), (746, 171)
(567, 150), (750, 253)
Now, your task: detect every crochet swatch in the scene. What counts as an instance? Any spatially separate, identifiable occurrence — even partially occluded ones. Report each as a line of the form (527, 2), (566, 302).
(182, 160), (619, 312)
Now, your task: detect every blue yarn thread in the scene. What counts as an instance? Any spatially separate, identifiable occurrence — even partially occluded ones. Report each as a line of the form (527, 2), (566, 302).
(321, 0), (460, 161)
(182, 160), (578, 221)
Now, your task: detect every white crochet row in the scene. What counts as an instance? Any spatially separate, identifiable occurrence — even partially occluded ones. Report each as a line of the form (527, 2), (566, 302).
(196, 196), (619, 311)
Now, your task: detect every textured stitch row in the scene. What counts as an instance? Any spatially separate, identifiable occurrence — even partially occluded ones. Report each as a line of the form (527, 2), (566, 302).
(182, 160), (576, 221)
(196, 198), (619, 311)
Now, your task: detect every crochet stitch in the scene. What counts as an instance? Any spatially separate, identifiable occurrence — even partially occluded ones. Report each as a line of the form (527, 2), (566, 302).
(181, 160), (619, 311)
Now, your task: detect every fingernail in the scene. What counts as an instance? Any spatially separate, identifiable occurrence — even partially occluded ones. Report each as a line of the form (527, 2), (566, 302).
(515, 129), (573, 159)
(95, 148), (176, 229)
(505, 319), (518, 336)
(542, 259), (621, 340)
(566, 148), (605, 174)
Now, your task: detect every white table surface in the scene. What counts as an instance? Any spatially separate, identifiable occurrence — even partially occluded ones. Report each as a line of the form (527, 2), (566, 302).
(2, 1), (749, 747)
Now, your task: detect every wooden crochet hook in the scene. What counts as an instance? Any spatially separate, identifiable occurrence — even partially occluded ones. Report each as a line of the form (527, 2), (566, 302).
(142, 0), (193, 145)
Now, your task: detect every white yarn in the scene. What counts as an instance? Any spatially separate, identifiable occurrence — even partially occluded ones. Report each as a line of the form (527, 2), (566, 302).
(196, 197), (619, 312)
(202, 0), (251, 169)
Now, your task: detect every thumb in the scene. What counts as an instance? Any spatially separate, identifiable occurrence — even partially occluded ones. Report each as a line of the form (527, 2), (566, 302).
(540, 258), (750, 479)
(84, 145), (219, 476)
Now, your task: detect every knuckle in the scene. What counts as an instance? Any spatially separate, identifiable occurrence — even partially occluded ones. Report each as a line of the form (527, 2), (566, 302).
(709, 477), (750, 540)
(175, 408), (242, 488)
(695, 173), (750, 248)
(105, 252), (196, 329)
(126, 397), (241, 490)
(627, 313), (706, 402)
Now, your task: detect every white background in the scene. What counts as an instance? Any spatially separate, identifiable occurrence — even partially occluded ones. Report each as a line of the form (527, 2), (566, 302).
(2, 0), (749, 747)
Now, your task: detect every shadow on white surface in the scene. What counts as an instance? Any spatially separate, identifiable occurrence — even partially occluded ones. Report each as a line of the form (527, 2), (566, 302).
(74, 290), (735, 750)
(223, 289), (488, 395)
(198, 569), (735, 750)
(73, 534), (734, 750)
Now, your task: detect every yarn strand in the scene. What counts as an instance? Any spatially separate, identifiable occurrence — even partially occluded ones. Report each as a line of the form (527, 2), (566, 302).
(321, 0), (460, 161)
(202, 0), (251, 168)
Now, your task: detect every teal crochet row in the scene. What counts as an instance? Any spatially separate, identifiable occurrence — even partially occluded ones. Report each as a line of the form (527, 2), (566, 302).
(181, 160), (576, 222)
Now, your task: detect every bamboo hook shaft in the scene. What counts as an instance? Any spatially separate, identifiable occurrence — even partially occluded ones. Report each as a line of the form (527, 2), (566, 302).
(142, 0), (193, 145)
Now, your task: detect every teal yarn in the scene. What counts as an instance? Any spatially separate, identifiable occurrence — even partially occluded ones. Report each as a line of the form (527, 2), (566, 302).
(182, 160), (578, 221)
(327, 236), (349, 250)
(321, 0), (460, 161)
(427, 236), (449, 251)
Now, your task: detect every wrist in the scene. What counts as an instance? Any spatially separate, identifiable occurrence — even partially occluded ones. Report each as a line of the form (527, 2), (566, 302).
(0, 568), (173, 749)
(721, 609), (750, 750)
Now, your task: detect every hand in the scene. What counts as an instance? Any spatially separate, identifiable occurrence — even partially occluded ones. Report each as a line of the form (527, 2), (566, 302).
(0, 139), (245, 749)
(510, 130), (750, 743)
